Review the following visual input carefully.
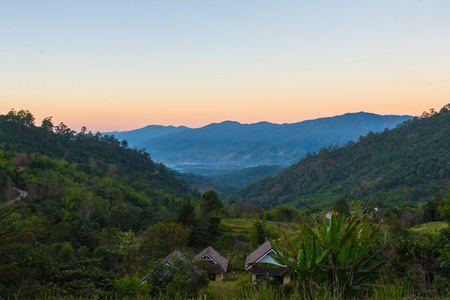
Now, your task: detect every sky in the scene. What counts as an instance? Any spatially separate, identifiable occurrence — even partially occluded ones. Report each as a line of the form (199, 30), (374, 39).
(1, 1), (449, 132)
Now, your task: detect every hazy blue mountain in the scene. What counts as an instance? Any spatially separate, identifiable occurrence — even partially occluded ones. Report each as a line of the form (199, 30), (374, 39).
(139, 113), (412, 174)
(105, 125), (190, 147)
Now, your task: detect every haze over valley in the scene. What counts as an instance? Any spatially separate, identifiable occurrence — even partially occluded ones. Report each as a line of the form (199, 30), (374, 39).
(108, 112), (412, 175)
(2, 1), (450, 297)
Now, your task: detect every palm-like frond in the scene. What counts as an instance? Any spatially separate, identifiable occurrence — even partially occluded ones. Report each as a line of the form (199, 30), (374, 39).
(271, 212), (384, 298)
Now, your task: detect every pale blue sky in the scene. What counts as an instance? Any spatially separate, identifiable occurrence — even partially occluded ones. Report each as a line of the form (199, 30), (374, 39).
(1, 1), (449, 131)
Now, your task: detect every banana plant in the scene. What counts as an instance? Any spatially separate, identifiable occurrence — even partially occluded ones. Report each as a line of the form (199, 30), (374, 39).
(272, 212), (384, 298)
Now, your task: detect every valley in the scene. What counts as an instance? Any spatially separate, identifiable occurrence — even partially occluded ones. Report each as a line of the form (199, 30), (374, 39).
(109, 112), (412, 175)
(3, 1), (449, 298)
(0, 106), (449, 299)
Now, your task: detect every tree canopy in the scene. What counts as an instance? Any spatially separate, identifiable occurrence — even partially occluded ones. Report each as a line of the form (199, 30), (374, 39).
(200, 189), (223, 217)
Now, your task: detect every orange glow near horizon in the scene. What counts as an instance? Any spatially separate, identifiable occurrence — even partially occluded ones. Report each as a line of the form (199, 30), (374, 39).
(2, 87), (448, 133)
(2, 1), (449, 132)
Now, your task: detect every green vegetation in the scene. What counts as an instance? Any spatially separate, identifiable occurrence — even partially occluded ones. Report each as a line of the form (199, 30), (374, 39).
(228, 281), (448, 300)
(229, 105), (450, 208)
(273, 213), (383, 298)
(179, 165), (285, 200)
(209, 165), (284, 189)
(0, 109), (200, 298)
(208, 280), (238, 299)
(410, 222), (448, 234)
(178, 172), (236, 200)
(1, 107), (450, 298)
(333, 197), (351, 217)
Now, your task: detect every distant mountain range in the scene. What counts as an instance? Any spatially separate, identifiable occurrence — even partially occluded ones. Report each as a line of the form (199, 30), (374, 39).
(227, 106), (450, 208)
(106, 112), (413, 174)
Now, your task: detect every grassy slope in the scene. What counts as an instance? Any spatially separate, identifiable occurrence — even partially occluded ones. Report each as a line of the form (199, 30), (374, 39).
(410, 222), (448, 234)
(221, 218), (299, 245)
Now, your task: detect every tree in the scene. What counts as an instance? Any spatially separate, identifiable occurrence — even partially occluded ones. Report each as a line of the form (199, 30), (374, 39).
(268, 204), (300, 222)
(248, 219), (267, 249)
(438, 188), (450, 224)
(55, 122), (75, 136)
(148, 257), (209, 298)
(114, 273), (152, 298)
(216, 233), (237, 253)
(350, 200), (363, 214)
(423, 194), (443, 222)
(41, 116), (54, 132)
(57, 242), (75, 263)
(0, 170), (13, 203)
(140, 222), (190, 260)
(208, 214), (221, 240)
(188, 218), (211, 248)
(0, 205), (53, 298)
(106, 188), (122, 245)
(16, 109), (35, 127)
(333, 197), (350, 217)
(111, 231), (142, 274)
(178, 196), (195, 227)
(200, 189), (223, 217)
(121, 140), (129, 148)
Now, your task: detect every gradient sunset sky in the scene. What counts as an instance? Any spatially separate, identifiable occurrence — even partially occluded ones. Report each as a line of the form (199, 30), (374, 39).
(1, 1), (449, 132)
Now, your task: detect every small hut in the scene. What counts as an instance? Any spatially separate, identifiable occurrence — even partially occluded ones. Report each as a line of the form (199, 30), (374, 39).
(194, 246), (228, 281)
(140, 250), (186, 283)
(245, 241), (290, 285)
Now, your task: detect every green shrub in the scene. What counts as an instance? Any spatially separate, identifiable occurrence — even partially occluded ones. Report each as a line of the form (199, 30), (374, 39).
(114, 273), (152, 298)
(76, 245), (91, 259)
(58, 242), (75, 263)
(273, 212), (384, 298)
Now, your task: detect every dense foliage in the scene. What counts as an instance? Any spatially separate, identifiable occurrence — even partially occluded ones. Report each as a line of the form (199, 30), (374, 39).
(273, 213), (384, 298)
(0, 110), (198, 297)
(0, 109), (191, 197)
(228, 105), (450, 208)
(179, 165), (285, 200)
(0, 108), (449, 298)
(178, 172), (236, 200)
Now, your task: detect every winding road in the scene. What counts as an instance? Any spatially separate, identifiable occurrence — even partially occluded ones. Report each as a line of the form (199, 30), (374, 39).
(1, 188), (28, 206)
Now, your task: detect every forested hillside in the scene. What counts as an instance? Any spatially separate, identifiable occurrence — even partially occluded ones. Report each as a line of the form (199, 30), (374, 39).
(0, 108), (449, 299)
(209, 165), (284, 190)
(0, 109), (190, 196)
(177, 172), (237, 200)
(0, 109), (206, 297)
(228, 105), (450, 208)
(179, 165), (285, 199)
